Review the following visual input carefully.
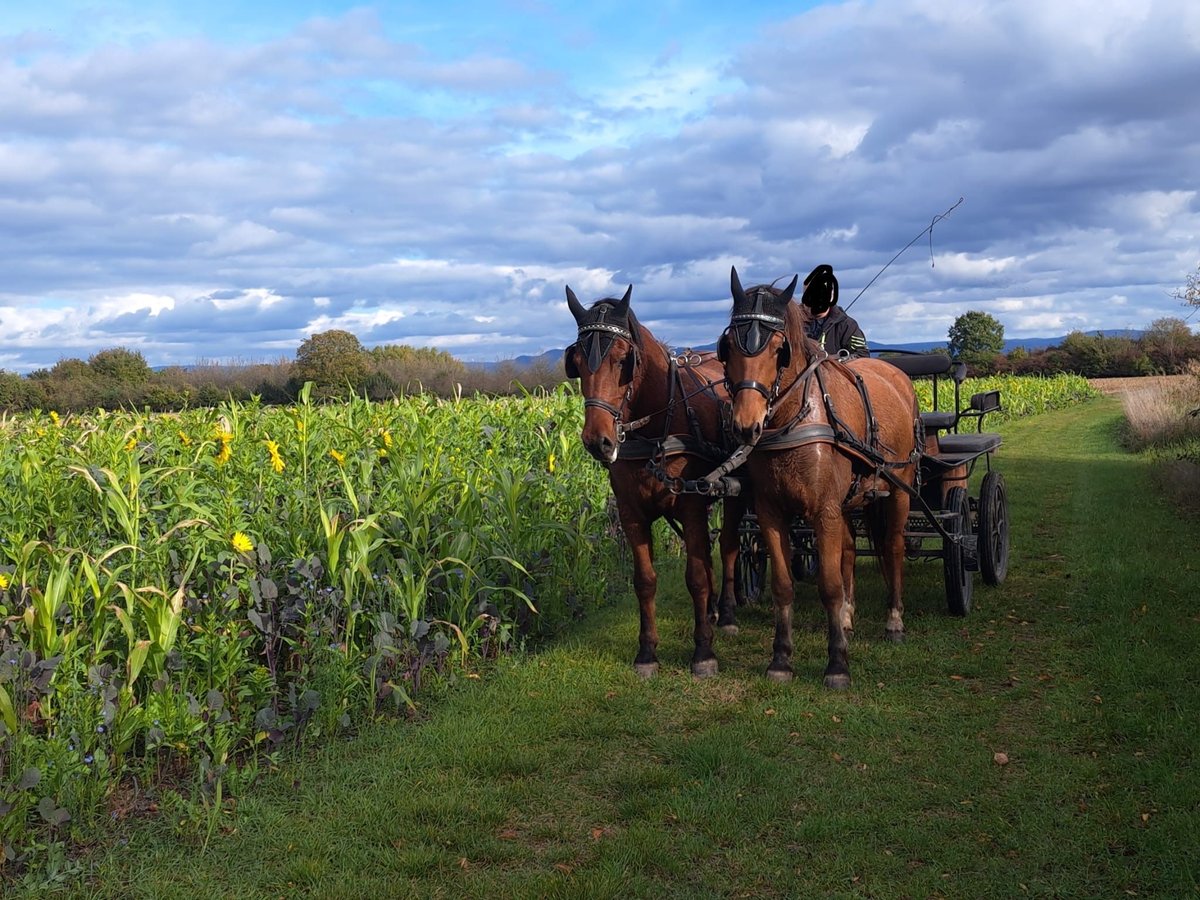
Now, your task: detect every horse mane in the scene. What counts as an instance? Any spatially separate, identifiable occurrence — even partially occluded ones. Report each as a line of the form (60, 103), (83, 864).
(783, 292), (820, 364)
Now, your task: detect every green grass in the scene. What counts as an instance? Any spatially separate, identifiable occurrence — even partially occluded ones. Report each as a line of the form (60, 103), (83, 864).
(38, 397), (1200, 897)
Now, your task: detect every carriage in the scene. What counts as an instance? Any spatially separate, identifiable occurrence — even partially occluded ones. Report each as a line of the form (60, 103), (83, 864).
(731, 349), (1010, 617)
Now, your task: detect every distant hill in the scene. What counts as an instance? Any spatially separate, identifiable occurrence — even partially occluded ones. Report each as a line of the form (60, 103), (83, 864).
(469, 330), (1145, 370)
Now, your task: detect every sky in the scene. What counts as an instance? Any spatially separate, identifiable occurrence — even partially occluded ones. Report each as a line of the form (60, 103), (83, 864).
(2, 0), (1199, 372)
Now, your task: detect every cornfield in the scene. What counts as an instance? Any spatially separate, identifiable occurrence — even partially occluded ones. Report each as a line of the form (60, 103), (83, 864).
(0, 383), (614, 870)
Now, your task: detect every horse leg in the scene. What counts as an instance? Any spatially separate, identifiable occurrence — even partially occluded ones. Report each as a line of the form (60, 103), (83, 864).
(757, 508), (796, 682)
(622, 517), (660, 677)
(681, 503), (719, 678)
(882, 487), (912, 643)
(815, 510), (852, 690)
(714, 496), (744, 635)
(839, 518), (857, 636)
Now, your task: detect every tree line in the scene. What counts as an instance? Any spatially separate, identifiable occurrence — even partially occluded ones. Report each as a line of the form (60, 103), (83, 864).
(944, 311), (1200, 378)
(1, 311), (1198, 412)
(0, 330), (564, 412)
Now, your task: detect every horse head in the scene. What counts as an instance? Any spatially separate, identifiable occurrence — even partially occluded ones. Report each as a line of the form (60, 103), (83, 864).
(563, 283), (641, 463)
(718, 265), (801, 446)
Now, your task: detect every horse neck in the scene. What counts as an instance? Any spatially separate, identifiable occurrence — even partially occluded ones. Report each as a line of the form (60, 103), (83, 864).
(771, 311), (820, 423)
(627, 337), (675, 426)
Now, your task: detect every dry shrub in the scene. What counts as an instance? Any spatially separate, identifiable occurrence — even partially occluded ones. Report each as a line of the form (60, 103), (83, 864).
(1119, 360), (1200, 451)
(1151, 458), (1200, 518)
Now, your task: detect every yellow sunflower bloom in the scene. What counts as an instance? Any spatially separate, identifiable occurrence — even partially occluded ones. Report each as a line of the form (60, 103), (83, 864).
(329, 449), (346, 467)
(231, 532), (253, 554)
(0, 572), (10, 590)
(264, 439), (285, 473)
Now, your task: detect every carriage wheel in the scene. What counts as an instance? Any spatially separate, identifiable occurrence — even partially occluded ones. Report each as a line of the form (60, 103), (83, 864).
(943, 486), (974, 616)
(977, 471), (1010, 586)
(735, 528), (767, 605)
(791, 533), (819, 582)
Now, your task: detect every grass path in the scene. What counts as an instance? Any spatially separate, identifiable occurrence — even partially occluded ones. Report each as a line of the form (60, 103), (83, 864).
(75, 397), (1200, 898)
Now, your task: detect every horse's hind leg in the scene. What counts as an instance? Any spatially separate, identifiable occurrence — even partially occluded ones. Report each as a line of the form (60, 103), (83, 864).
(623, 517), (660, 677)
(815, 511), (852, 690)
(714, 496), (745, 635)
(682, 502), (719, 677)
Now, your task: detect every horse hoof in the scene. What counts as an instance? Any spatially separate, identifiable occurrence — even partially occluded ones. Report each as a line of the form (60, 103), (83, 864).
(633, 662), (659, 679)
(823, 673), (851, 690)
(718, 623), (739, 637)
(766, 667), (793, 683)
(886, 629), (905, 644)
(691, 658), (719, 679)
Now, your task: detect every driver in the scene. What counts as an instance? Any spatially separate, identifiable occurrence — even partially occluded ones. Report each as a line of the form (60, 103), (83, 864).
(801, 264), (869, 359)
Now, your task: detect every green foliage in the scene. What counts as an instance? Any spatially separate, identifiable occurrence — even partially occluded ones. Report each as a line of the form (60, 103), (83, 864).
(948, 310), (1005, 365)
(88, 348), (151, 386)
(0, 386), (616, 879)
(292, 330), (370, 399)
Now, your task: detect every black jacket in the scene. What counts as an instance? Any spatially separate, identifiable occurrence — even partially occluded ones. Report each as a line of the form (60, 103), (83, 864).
(805, 307), (869, 358)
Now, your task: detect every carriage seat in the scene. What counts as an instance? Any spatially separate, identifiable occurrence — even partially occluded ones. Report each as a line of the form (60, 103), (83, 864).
(920, 410), (958, 433)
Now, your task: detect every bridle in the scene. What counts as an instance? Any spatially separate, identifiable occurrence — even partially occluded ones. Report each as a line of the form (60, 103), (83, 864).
(567, 318), (642, 442)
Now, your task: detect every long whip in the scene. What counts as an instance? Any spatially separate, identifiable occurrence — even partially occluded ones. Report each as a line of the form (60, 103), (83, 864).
(842, 197), (964, 313)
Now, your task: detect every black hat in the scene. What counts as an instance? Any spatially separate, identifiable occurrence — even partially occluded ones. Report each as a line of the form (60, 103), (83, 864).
(801, 265), (839, 315)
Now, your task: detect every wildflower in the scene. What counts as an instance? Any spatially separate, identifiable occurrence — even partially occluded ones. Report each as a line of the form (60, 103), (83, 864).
(231, 532), (254, 554)
(124, 437), (137, 452)
(213, 425), (234, 465)
(264, 439), (285, 474)
(49, 411), (60, 426)
(381, 430), (393, 448)
(178, 430), (192, 446)
(0, 573), (9, 591)
(547, 452), (556, 474)
(329, 449), (346, 467)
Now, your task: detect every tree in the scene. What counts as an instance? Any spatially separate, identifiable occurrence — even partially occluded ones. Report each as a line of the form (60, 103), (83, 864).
(89, 347), (151, 385)
(292, 329), (370, 398)
(948, 311), (1005, 366)
(1142, 316), (1196, 373)
(1173, 261), (1200, 309)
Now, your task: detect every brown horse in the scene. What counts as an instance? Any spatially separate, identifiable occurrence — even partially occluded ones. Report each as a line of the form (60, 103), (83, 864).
(565, 284), (746, 678)
(718, 266), (919, 688)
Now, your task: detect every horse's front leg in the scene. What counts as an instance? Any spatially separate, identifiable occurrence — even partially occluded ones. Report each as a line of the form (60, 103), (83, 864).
(815, 509), (852, 690)
(839, 517), (857, 636)
(681, 502), (719, 678)
(882, 486), (912, 643)
(757, 506), (796, 682)
(714, 496), (745, 634)
(622, 517), (660, 678)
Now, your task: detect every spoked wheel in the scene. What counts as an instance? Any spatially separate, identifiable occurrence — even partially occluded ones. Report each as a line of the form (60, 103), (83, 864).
(791, 533), (819, 582)
(735, 526), (767, 605)
(943, 486), (974, 616)
(977, 471), (1010, 586)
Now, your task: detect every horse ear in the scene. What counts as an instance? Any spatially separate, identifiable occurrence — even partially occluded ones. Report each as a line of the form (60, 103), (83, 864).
(730, 266), (747, 306)
(563, 345), (580, 379)
(717, 331), (730, 364)
(780, 274), (798, 304)
(616, 284), (632, 317)
(565, 285), (587, 322)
